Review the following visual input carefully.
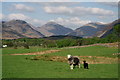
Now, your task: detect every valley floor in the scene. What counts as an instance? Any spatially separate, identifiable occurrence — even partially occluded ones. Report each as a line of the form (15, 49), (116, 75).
(2, 44), (119, 78)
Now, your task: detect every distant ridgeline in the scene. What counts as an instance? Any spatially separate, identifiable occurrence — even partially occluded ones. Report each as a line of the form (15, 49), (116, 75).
(1, 18), (120, 39)
(2, 27), (119, 48)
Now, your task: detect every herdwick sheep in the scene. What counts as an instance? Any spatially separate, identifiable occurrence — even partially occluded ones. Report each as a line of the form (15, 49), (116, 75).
(67, 55), (80, 70)
(83, 60), (89, 69)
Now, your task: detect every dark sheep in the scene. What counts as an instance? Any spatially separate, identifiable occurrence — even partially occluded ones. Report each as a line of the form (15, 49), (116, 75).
(83, 60), (89, 69)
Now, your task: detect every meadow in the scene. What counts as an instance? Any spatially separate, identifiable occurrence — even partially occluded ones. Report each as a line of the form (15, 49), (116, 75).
(2, 45), (119, 78)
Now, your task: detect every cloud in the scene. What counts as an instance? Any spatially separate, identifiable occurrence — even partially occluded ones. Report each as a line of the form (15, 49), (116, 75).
(44, 6), (72, 14)
(7, 13), (30, 20)
(50, 17), (91, 29)
(13, 4), (34, 12)
(44, 6), (114, 17)
(29, 19), (46, 26)
(3, 13), (46, 27)
(0, 0), (4, 2)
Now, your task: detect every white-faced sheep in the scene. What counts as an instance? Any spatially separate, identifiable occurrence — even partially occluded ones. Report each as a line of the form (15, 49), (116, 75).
(67, 55), (80, 70)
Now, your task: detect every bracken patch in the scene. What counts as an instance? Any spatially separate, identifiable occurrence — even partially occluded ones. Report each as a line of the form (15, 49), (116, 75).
(29, 55), (118, 64)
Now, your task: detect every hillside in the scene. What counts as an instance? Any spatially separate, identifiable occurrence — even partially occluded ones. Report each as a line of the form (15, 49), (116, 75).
(68, 22), (109, 38)
(35, 22), (73, 37)
(68, 19), (120, 38)
(100, 19), (120, 38)
(2, 20), (44, 39)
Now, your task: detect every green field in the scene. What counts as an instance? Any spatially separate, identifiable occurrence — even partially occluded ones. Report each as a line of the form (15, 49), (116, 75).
(2, 46), (51, 54)
(2, 45), (119, 78)
(44, 46), (118, 57)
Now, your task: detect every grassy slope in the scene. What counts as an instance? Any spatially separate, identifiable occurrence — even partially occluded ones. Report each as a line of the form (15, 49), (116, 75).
(2, 46), (118, 78)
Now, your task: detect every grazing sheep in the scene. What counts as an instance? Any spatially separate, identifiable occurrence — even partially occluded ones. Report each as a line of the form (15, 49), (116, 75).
(67, 55), (80, 70)
(2, 45), (7, 48)
(83, 60), (89, 69)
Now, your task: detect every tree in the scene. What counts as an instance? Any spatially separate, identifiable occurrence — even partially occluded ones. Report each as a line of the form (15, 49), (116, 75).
(23, 43), (29, 49)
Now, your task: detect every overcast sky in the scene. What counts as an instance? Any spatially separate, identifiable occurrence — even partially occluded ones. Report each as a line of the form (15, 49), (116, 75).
(1, 2), (118, 30)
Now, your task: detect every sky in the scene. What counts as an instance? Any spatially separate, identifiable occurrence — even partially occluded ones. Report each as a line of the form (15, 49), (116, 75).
(1, 1), (118, 30)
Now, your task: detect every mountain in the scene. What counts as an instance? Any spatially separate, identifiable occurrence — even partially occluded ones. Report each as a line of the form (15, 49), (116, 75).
(35, 22), (73, 37)
(2, 20), (44, 39)
(68, 22), (108, 38)
(2, 19), (119, 39)
(100, 19), (120, 38)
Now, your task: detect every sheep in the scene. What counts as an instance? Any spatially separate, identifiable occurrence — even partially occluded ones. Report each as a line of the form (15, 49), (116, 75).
(83, 60), (89, 69)
(2, 45), (7, 48)
(67, 55), (80, 70)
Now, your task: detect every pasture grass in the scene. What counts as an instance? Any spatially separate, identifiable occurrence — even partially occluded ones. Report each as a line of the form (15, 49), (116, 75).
(44, 46), (118, 58)
(2, 45), (119, 78)
(2, 46), (51, 54)
(2, 55), (118, 78)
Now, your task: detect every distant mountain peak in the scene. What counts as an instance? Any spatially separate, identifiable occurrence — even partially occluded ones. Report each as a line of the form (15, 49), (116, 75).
(35, 22), (73, 37)
(82, 22), (107, 29)
(2, 21), (6, 23)
(44, 21), (62, 27)
(68, 21), (109, 38)
(86, 22), (105, 25)
(68, 19), (120, 38)
(9, 19), (27, 24)
(47, 21), (58, 24)
(2, 20), (44, 39)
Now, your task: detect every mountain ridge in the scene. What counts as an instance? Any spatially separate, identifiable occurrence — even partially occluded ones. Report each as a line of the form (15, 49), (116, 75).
(2, 20), (44, 39)
(68, 22), (109, 38)
(1, 19), (120, 39)
(34, 21), (73, 37)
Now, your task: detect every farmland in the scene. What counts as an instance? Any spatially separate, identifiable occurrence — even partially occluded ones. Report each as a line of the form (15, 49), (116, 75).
(2, 44), (119, 78)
